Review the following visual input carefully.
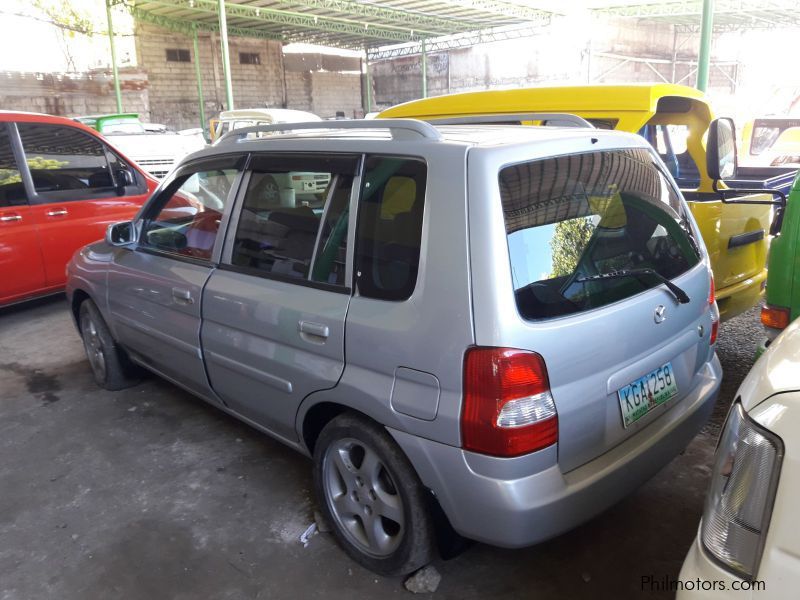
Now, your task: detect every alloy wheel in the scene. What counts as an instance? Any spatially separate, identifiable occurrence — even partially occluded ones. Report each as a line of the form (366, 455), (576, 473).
(323, 437), (405, 558)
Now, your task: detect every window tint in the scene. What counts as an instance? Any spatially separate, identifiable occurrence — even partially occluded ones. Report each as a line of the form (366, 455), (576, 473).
(230, 154), (358, 284)
(500, 148), (701, 320)
(0, 126), (26, 207)
(17, 123), (115, 198)
(141, 165), (240, 261)
(356, 157), (426, 301)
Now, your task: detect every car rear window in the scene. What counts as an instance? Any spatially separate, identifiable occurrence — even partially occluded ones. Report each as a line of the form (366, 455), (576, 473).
(499, 148), (701, 320)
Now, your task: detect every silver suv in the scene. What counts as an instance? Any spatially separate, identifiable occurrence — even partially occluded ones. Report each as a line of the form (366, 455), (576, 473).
(66, 120), (722, 575)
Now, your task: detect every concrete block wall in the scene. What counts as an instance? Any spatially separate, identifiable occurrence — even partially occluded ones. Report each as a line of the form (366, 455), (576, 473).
(309, 71), (363, 118)
(136, 22), (365, 128)
(136, 22), (285, 130)
(0, 69), (149, 120)
(285, 71), (313, 111)
(372, 15), (705, 107)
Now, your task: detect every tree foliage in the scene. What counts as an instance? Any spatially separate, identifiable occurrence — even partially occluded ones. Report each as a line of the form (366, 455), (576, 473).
(549, 217), (594, 278)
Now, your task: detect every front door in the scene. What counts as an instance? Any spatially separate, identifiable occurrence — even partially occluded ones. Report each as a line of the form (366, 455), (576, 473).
(107, 156), (245, 398)
(0, 123), (45, 304)
(201, 153), (359, 441)
(14, 120), (151, 288)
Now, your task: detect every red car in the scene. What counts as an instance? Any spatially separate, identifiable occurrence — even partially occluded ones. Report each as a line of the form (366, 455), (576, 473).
(0, 111), (157, 307)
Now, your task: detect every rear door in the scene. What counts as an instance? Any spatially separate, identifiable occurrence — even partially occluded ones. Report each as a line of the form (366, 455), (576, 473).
(107, 155), (245, 398)
(201, 153), (359, 441)
(15, 121), (150, 287)
(0, 123), (46, 304)
(471, 146), (714, 472)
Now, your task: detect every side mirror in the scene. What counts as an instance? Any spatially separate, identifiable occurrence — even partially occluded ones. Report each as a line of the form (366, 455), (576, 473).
(105, 221), (137, 246)
(707, 117), (738, 181)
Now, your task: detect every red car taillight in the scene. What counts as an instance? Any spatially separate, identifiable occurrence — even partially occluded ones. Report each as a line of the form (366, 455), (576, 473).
(708, 277), (715, 306)
(461, 347), (558, 458)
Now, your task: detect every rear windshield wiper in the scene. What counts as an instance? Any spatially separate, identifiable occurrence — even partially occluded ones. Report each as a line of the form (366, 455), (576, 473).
(576, 268), (691, 304)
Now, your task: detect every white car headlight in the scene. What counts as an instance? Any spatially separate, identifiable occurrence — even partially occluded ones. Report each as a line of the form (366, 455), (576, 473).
(701, 401), (784, 580)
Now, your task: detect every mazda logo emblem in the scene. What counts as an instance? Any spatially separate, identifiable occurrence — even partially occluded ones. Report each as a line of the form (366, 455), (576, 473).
(654, 305), (667, 323)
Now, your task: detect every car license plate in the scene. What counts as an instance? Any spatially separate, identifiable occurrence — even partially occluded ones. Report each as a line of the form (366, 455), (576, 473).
(617, 362), (678, 428)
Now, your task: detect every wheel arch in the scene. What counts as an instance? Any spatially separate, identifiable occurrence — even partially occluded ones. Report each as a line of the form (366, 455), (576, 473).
(70, 288), (92, 330)
(299, 398), (466, 559)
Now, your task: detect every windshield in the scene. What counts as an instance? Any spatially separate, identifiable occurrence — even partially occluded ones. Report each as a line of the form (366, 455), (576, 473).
(751, 118), (800, 155)
(499, 148), (701, 320)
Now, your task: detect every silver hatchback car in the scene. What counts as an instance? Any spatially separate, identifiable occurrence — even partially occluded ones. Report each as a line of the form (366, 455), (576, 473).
(66, 120), (722, 575)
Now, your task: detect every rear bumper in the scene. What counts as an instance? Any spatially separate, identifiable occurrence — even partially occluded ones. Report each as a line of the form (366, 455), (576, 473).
(715, 268), (766, 322)
(389, 355), (722, 548)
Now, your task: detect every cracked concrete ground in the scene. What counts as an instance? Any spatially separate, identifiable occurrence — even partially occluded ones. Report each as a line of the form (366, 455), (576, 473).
(0, 295), (759, 599)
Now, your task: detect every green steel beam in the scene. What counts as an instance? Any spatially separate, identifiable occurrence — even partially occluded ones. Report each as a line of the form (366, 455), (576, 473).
(696, 0), (714, 91)
(130, 5), (283, 40)
(595, 0), (799, 19)
(364, 50), (372, 112)
(367, 22), (549, 60)
(263, 0), (484, 34)
(192, 24), (206, 131)
(444, 0), (554, 21)
(135, 0), (426, 42)
(218, 0), (234, 111)
(106, 0), (123, 112)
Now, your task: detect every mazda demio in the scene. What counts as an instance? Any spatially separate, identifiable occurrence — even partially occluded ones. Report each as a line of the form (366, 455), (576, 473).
(66, 119), (722, 575)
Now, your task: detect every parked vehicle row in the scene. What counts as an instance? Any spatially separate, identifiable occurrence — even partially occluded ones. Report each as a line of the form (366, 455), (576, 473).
(3, 86), (799, 591)
(76, 113), (207, 179)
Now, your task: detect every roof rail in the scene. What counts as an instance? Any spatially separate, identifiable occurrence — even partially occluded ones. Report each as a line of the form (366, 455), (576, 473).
(424, 112), (595, 129)
(215, 118), (442, 145)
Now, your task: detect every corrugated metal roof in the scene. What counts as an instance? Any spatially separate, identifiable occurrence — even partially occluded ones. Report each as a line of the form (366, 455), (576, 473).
(129, 0), (552, 50)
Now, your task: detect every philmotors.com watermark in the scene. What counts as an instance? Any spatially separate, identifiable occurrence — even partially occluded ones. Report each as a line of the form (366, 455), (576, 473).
(641, 575), (766, 593)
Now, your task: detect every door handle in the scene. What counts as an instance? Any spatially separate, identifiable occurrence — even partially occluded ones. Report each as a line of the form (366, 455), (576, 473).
(171, 287), (194, 304)
(46, 209), (68, 217)
(0, 214), (22, 222)
(298, 320), (329, 339)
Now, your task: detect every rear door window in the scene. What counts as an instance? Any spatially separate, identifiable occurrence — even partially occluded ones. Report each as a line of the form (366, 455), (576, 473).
(229, 154), (359, 286)
(500, 148), (701, 320)
(355, 157), (427, 301)
(0, 125), (26, 207)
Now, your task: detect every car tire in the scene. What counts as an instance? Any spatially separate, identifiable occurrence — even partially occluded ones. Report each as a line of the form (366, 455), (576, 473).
(79, 299), (141, 391)
(313, 413), (435, 576)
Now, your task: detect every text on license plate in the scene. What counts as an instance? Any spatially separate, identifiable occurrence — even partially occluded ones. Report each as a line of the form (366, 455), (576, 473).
(617, 362), (678, 428)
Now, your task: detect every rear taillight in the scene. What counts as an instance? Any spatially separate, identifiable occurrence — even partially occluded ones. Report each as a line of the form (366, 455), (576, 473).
(709, 273), (719, 345)
(462, 347), (558, 457)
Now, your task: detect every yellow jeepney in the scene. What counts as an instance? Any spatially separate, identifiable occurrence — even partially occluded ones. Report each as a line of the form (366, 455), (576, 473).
(380, 84), (789, 321)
